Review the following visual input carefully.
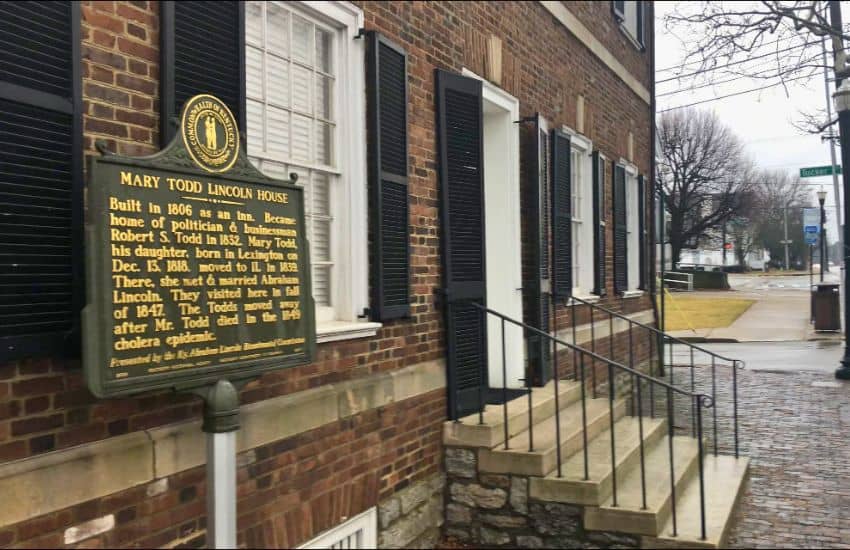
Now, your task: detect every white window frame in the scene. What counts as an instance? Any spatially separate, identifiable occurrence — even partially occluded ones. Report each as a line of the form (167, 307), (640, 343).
(621, 159), (642, 296)
(298, 507), (377, 549)
(618, 1), (645, 50)
(562, 127), (595, 298)
(246, 1), (380, 342)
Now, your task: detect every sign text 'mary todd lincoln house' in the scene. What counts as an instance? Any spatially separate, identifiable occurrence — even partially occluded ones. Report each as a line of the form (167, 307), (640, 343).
(0, 1), (749, 549)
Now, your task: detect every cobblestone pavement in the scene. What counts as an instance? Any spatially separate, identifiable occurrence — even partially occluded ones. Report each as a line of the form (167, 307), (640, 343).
(661, 365), (850, 548)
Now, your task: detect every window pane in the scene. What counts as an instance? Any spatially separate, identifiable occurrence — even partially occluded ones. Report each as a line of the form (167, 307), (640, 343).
(313, 219), (331, 262)
(291, 64), (311, 113)
(313, 171), (330, 216)
(315, 28), (332, 73)
(315, 122), (332, 165)
(292, 15), (313, 65)
(266, 106), (290, 157)
(246, 1), (264, 46)
(315, 75), (332, 119)
(246, 47), (264, 100)
(313, 265), (331, 306)
(267, 55), (290, 107)
(246, 99), (264, 155)
(267, 3), (289, 56)
(291, 113), (312, 162)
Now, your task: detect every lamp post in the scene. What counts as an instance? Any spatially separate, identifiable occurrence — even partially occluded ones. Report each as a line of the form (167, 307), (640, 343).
(834, 81), (850, 379)
(818, 186), (827, 282)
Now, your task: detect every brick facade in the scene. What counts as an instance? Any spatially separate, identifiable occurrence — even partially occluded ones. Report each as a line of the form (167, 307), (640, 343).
(0, 1), (655, 548)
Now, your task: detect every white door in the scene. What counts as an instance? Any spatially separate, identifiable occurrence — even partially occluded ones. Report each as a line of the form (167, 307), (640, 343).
(475, 74), (525, 390)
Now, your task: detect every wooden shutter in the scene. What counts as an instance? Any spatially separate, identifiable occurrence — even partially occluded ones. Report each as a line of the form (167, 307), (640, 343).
(638, 174), (647, 290)
(551, 129), (572, 299)
(592, 152), (607, 296)
(523, 115), (552, 385)
(161, 1), (246, 144)
(613, 164), (628, 294)
(0, 1), (82, 360)
(436, 70), (488, 419)
(367, 32), (410, 321)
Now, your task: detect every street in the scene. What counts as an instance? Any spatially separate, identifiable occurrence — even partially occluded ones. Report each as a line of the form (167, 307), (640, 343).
(672, 340), (843, 373)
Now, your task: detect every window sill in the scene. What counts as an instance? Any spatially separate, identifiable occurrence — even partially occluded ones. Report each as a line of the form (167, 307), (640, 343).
(567, 294), (601, 306)
(317, 320), (383, 343)
(622, 290), (644, 299)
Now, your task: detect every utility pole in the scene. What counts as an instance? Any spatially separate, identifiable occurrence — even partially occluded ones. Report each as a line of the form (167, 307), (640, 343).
(830, 0), (850, 379)
(783, 206), (791, 270)
(722, 222), (727, 267)
(823, 34), (843, 258)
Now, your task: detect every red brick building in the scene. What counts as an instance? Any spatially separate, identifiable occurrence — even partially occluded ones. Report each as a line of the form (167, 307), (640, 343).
(0, 2), (736, 549)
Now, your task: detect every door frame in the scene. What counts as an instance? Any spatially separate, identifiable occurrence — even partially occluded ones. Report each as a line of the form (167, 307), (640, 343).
(462, 69), (524, 390)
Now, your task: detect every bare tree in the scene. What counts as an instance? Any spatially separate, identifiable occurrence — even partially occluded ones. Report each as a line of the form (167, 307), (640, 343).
(750, 170), (812, 267)
(657, 108), (756, 266)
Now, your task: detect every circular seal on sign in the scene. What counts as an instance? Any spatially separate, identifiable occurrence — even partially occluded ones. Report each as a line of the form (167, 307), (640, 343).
(180, 94), (240, 173)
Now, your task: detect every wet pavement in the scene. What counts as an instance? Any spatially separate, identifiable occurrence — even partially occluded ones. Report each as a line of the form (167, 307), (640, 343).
(672, 340), (843, 374)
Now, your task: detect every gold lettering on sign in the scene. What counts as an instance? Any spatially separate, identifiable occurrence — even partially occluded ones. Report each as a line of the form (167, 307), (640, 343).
(105, 167), (307, 380)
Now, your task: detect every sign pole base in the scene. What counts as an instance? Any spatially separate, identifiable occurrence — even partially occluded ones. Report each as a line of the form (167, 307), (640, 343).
(196, 380), (240, 549)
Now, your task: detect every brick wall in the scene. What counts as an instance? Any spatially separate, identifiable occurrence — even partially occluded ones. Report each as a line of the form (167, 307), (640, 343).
(0, 1), (656, 548)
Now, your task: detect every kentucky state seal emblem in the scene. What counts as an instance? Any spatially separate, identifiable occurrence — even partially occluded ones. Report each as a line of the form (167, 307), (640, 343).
(180, 94), (240, 173)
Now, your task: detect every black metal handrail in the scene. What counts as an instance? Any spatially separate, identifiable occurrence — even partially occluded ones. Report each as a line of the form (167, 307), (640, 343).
(566, 294), (743, 459)
(460, 301), (712, 540)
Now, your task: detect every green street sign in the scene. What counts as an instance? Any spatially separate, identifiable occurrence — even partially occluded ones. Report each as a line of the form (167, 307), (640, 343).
(800, 165), (842, 178)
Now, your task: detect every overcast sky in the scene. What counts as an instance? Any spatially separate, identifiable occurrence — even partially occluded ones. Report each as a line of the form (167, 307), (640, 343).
(655, 1), (842, 239)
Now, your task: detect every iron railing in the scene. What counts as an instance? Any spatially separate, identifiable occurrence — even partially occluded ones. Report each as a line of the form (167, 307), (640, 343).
(567, 295), (744, 459)
(462, 301), (713, 540)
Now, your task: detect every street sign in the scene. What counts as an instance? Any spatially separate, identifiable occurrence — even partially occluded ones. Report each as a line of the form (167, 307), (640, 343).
(800, 165), (842, 178)
(806, 234), (819, 245)
(84, 94), (316, 398)
(803, 207), (820, 235)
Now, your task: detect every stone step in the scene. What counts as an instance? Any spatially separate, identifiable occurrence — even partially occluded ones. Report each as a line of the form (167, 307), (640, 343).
(583, 434), (700, 537)
(529, 415), (667, 506)
(443, 379), (583, 449)
(643, 455), (750, 548)
(478, 397), (627, 477)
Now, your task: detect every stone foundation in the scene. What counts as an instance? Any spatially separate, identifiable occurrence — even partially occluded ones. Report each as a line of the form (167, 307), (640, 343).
(443, 448), (640, 548)
(379, 472), (445, 548)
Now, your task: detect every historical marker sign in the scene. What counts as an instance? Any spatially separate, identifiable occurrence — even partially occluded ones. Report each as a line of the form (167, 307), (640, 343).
(84, 95), (315, 397)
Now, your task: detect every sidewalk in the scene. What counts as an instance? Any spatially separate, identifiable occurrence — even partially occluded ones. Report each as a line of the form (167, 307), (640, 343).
(669, 291), (841, 343)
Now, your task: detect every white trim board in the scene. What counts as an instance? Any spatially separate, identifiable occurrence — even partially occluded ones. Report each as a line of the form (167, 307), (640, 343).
(538, 1), (651, 104)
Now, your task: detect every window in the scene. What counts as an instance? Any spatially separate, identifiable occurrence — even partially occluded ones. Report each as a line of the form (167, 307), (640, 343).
(616, 1), (645, 49)
(625, 166), (641, 291)
(299, 507), (377, 549)
(0, 1), (82, 360)
(245, 1), (370, 332)
(566, 131), (595, 296)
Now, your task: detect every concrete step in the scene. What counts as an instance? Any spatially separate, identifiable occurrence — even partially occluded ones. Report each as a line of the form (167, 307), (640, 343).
(583, 434), (700, 537)
(529, 415), (668, 506)
(443, 379), (583, 449)
(643, 455), (750, 548)
(478, 397), (627, 477)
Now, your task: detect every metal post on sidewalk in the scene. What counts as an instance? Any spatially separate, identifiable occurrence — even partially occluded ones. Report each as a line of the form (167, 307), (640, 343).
(833, 73), (850, 379)
(196, 380), (240, 548)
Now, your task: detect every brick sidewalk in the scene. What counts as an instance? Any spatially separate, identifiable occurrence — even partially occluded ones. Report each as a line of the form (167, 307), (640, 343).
(663, 366), (850, 548)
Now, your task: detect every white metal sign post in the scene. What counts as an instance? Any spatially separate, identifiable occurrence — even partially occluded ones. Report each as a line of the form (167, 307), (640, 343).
(192, 380), (240, 549)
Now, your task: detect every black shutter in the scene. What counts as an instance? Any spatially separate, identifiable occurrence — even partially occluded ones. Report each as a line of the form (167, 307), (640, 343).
(638, 174), (647, 290)
(436, 70), (488, 419)
(161, 1), (246, 144)
(551, 130), (572, 299)
(592, 152), (607, 296)
(0, 1), (82, 360)
(524, 115), (552, 385)
(613, 164), (628, 294)
(367, 32), (410, 321)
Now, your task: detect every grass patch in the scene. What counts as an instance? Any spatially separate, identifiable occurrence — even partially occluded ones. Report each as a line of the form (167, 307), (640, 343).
(659, 294), (756, 331)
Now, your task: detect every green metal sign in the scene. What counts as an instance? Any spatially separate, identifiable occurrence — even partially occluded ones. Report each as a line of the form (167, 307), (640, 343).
(800, 165), (842, 178)
(84, 95), (315, 398)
